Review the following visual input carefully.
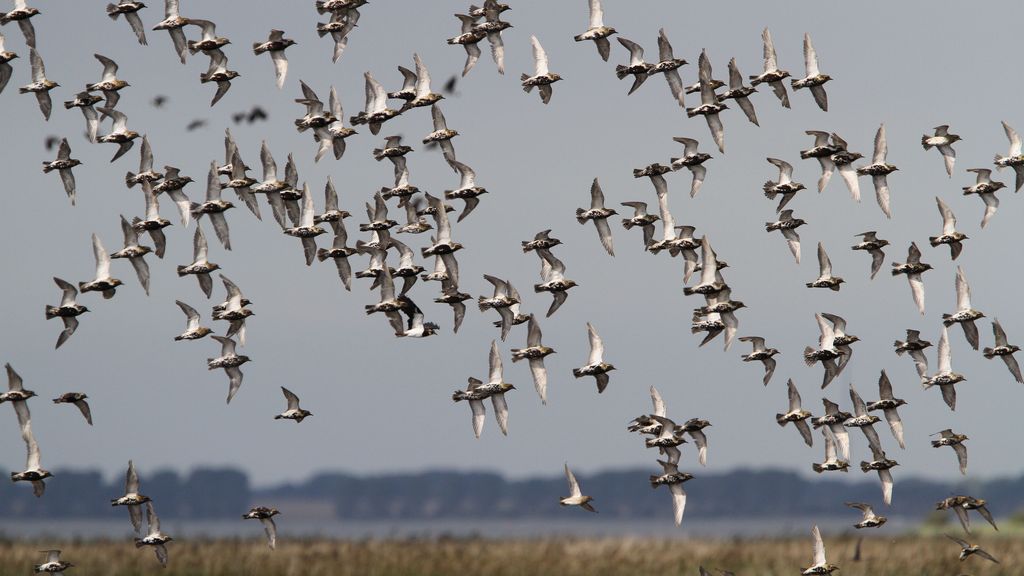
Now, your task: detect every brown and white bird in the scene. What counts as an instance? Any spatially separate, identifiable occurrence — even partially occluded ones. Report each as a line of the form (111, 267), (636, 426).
(922, 125), (961, 177)
(576, 178), (616, 256)
(983, 318), (1023, 383)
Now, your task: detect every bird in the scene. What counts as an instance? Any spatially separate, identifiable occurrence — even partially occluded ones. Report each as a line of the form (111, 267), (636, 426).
(478, 275), (519, 341)
(805, 243), (844, 291)
(961, 168), (1005, 228)
(135, 502), (173, 567)
(106, 0), (148, 45)
(351, 72), (401, 136)
(41, 138), (80, 205)
(574, 0), (616, 61)
(452, 341), (515, 437)
(19, 48), (58, 121)
(126, 135), (164, 190)
(866, 370), (906, 449)
(929, 197), (968, 260)
(282, 183), (327, 266)
(922, 326), (966, 411)
(670, 137), (712, 197)
(444, 160), (488, 222)
(922, 125), (961, 177)
(846, 384), (884, 454)
(651, 29), (686, 108)
(802, 525), (839, 574)
(447, 13), (485, 77)
(186, 18), (230, 55)
(133, 182), (172, 258)
(63, 91), (101, 143)
(177, 225), (220, 298)
(891, 242), (931, 315)
(627, 385), (669, 436)
(576, 178), (616, 256)
(207, 335), (250, 404)
(749, 28), (790, 108)
(243, 507), (280, 550)
(199, 48), (240, 107)
(423, 104), (458, 168)
(110, 215), (152, 295)
(96, 107), (140, 163)
(86, 54), (130, 109)
(0, 0), (38, 48)
(800, 131), (838, 193)
(763, 157), (806, 213)
(822, 313), (858, 373)
(850, 231), (888, 280)
(420, 193), (463, 287)
(152, 0), (189, 64)
(993, 120), (1024, 191)
(931, 429), (969, 475)
(45, 278), (89, 349)
(717, 58), (758, 125)
(946, 534), (999, 564)
(619, 201), (658, 248)
(33, 550), (73, 574)
(174, 300), (212, 341)
(521, 36), (562, 104)
(983, 318), (1023, 383)
(894, 328), (932, 380)
(681, 417), (712, 466)
(210, 275), (253, 344)
(317, 7), (359, 63)
(521, 229), (562, 253)
(7, 373), (49, 497)
(253, 30), (295, 89)
(791, 33), (831, 111)
(251, 142), (290, 228)
(765, 209), (805, 264)
(943, 266), (985, 350)
(829, 133), (862, 202)
(856, 124), (899, 218)
(684, 236), (728, 297)
(846, 502), (886, 529)
(614, 37), (652, 95)
(572, 323), (615, 393)
(274, 387), (312, 423)
(776, 380), (813, 447)
(560, 463), (597, 513)
(740, 336), (779, 386)
(401, 53), (444, 111)
(859, 444), (897, 506)
(79, 234), (123, 299)
(510, 314), (555, 405)
(812, 397), (851, 460)
(475, 0), (512, 75)
(111, 460), (150, 536)
(686, 50), (727, 153)
(534, 248), (577, 317)
(0, 31), (14, 96)
(650, 459), (693, 526)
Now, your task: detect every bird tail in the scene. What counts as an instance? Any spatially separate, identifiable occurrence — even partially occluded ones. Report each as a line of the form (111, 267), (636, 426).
(176, 266), (188, 277)
(451, 390), (467, 402)
(571, 368), (584, 378)
(316, 248), (330, 262)
(614, 65), (629, 80)
(371, 148), (385, 161)
(77, 281), (88, 292)
(811, 463), (824, 474)
(134, 538), (145, 548)
(669, 157), (681, 169)
(890, 266), (901, 276)
(921, 135), (932, 150)
(575, 208), (588, 224)
(509, 349), (524, 362)
(775, 414), (787, 426)
(45, 306), (58, 320)
(802, 347), (817, 366)
(363, 305), (376, 315)
(995, 154), (1006, 164)
(316, 24), (329, 37)
(930, 440), (942, 448)
(804, 282), (814, 288)
(982, 347), (995, 359)
(521, 74), (533, 92)
(893, 341), (906, 355)
(928, 236), (941, 247)
(41, 161), (54, 173)
(621, 219), (634, 230)
(125, 172), (138, 188)
(859, 461), (872, 473)
(477, 297), (491, 312)
(762, 182), (778, 198)
(533, 283), (544, 293)
(63, 100), (77, 109)
(106, 3), (120, 18)
(520, 241), (531, 252)
(252, 42), (265, 54)
(941, 314), (954, 326)
(648, 476), (662, 488)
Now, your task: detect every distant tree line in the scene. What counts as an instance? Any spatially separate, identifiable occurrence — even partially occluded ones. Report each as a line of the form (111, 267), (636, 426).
(0, 465), (1014, 519)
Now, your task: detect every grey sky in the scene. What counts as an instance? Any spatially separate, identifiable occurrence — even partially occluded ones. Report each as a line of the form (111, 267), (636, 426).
(1, 1), (1022, 488)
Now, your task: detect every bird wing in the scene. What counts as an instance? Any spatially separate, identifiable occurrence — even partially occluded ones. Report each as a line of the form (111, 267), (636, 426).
(491, 393), (509, 436)
(281, 386), (301, 411)
(803, 33), (820, 76)
(487, 340), (504, 384)
(564, 463), (582, 497)
(586, 323), (604, 365)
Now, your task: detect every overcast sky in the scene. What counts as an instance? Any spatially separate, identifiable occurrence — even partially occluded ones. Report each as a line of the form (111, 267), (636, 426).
(1, 1), (1023, 488)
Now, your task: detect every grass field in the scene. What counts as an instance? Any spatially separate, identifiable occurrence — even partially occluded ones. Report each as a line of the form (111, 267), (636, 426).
(0, 534), (1020, 575)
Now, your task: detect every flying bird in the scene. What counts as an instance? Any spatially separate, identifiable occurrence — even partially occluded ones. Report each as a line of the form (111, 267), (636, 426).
(576, 178), (616, 256)
(943, 266), (985, 350)
(776, 379), (813, 447)
(856, 124), (899, 218)
(982, 318), (1023, 383)
(253, 30), (296, 89)
(922, 125), (961, 177)
(961, 168), (1005, 228)
(574, 0), (616, 61)
(560, 463), (597, 513)
(521, 36), (562, 104)
(572, 323), (615, 393)
(749, 28), (790, 107)
(107, 1), (148, 45)
(994, 120), (1024, 191)
(41, 138), (80, 205)
(274, 387), (312, 423)
(686, 50), (727, 153)
(791, 33), (831, 111)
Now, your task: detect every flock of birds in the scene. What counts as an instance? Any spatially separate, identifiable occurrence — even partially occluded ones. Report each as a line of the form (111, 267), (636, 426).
(0, 0), (1020, 573)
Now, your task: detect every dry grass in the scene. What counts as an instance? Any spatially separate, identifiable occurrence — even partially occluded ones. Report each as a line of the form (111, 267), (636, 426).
(0, 535), (1021, 575)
